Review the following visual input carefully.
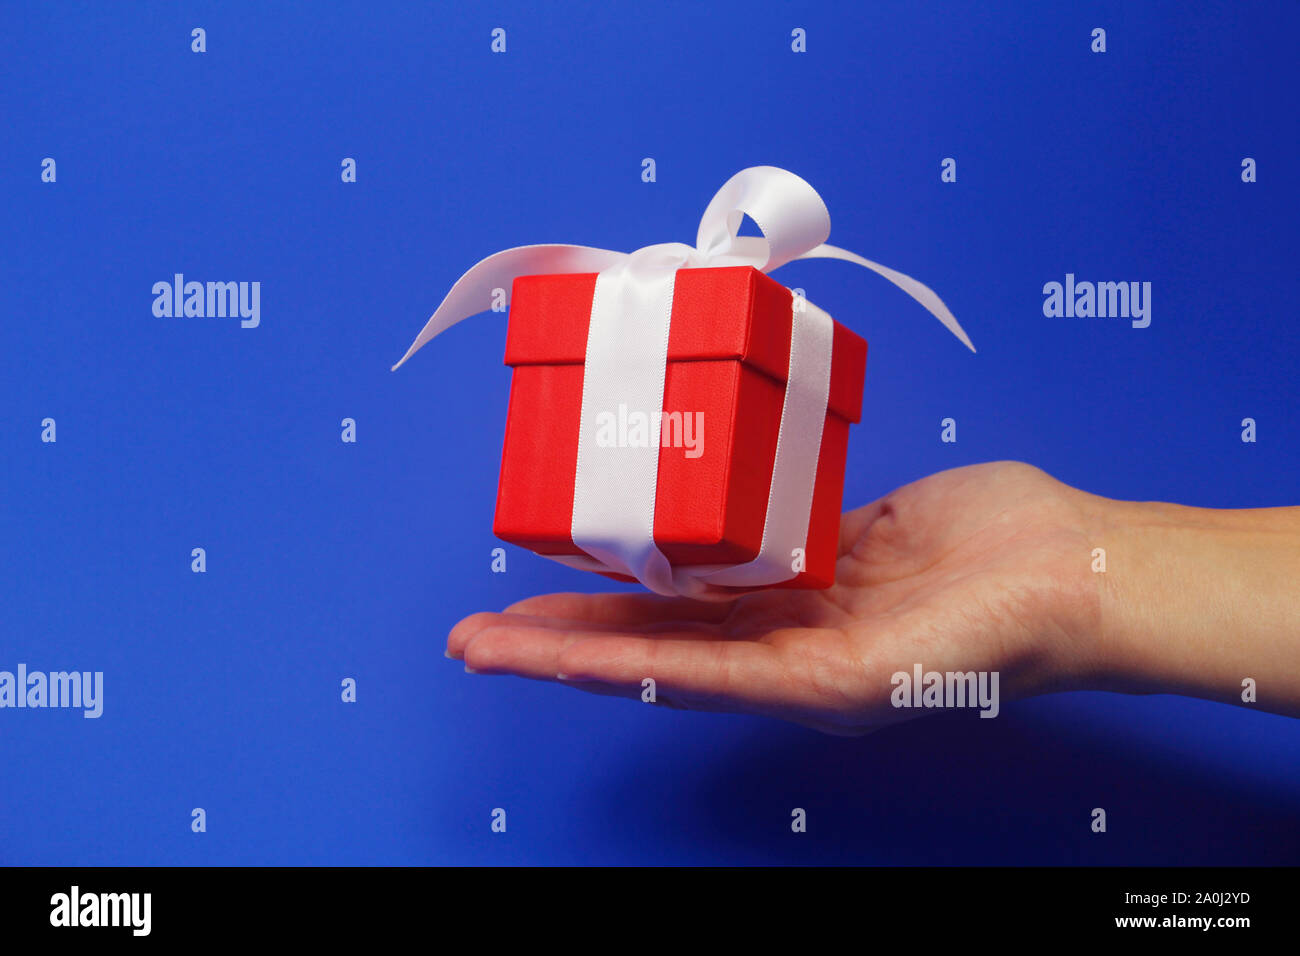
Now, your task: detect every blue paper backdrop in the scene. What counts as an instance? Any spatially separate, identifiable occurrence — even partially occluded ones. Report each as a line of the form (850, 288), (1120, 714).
(2, 0), (1297, 865)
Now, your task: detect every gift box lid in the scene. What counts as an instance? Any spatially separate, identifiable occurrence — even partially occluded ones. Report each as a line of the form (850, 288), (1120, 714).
(504, 265), (868, 423)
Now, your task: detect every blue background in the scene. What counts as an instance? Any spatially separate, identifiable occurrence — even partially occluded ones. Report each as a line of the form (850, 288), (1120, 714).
(2, 0), (1297, 865)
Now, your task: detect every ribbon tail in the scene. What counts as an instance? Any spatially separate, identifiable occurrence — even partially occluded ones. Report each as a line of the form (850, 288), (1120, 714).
(796, 243), (976, 353)
(391, 243), (627, 370)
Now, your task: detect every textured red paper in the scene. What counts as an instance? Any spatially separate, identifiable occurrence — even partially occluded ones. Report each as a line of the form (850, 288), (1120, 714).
(494, 265), (867, 588)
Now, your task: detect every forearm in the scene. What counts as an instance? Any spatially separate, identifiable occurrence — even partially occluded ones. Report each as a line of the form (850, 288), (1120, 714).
(1087, 497), (1300, 716)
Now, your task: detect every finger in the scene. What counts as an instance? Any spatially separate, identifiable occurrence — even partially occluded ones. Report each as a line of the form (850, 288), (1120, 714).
(459, 622), (741, 711)
(465, 624), (866, 730)
(503, 591), (739, 627)
(550, 675), (883, 735)
(546, 661), (878, 732)
(448, 607), (731, 660)
(554, 678), (646, 701)
(555, 634), (787, 711)
(462, 621), (732, 681)
(550, 679), (702, 715)
(551, 672), (841, 725)
(460, 624), (582, 680)
(448, 610), (660, 660)
(837, 498), (891, 556)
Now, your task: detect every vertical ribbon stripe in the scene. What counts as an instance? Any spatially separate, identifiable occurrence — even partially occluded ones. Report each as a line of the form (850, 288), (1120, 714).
(696, 299), (834, 589)
(569, 259), (680, 595)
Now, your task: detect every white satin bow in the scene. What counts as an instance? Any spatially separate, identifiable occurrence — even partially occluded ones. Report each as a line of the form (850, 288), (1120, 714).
(392, 165), (974, 370)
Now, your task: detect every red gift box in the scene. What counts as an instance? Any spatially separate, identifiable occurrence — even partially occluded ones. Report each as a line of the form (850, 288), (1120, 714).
(493, 265), (867, 589)
(392, 167), (974, 595)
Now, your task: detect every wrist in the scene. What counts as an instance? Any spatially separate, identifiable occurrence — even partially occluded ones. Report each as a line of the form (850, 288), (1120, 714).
(1084, 495), (1300, 713)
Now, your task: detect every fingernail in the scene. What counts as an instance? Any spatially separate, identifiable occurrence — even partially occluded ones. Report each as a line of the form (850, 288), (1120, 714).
(556, 673), (572, 681)
(464, 665), (480, 674)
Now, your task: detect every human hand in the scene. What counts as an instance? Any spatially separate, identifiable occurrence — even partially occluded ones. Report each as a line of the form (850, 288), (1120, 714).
(447, 462), (1115, 734)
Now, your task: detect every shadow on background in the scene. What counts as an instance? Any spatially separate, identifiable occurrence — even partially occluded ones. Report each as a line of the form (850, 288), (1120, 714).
(570, 697), (1300, 865)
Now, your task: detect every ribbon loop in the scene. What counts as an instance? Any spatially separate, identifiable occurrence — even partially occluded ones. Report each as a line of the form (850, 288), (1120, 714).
(694, 166), (832, 272)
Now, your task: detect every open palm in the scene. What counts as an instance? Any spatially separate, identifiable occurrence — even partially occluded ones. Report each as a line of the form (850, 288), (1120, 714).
(447, 462), (1105, 734)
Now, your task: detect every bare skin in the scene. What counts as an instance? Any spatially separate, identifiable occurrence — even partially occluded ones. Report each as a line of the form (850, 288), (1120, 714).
(447, 462), (1300, 734)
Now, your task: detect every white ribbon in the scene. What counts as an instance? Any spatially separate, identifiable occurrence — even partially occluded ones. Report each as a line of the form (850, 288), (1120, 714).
(394, 166), (975, 595)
